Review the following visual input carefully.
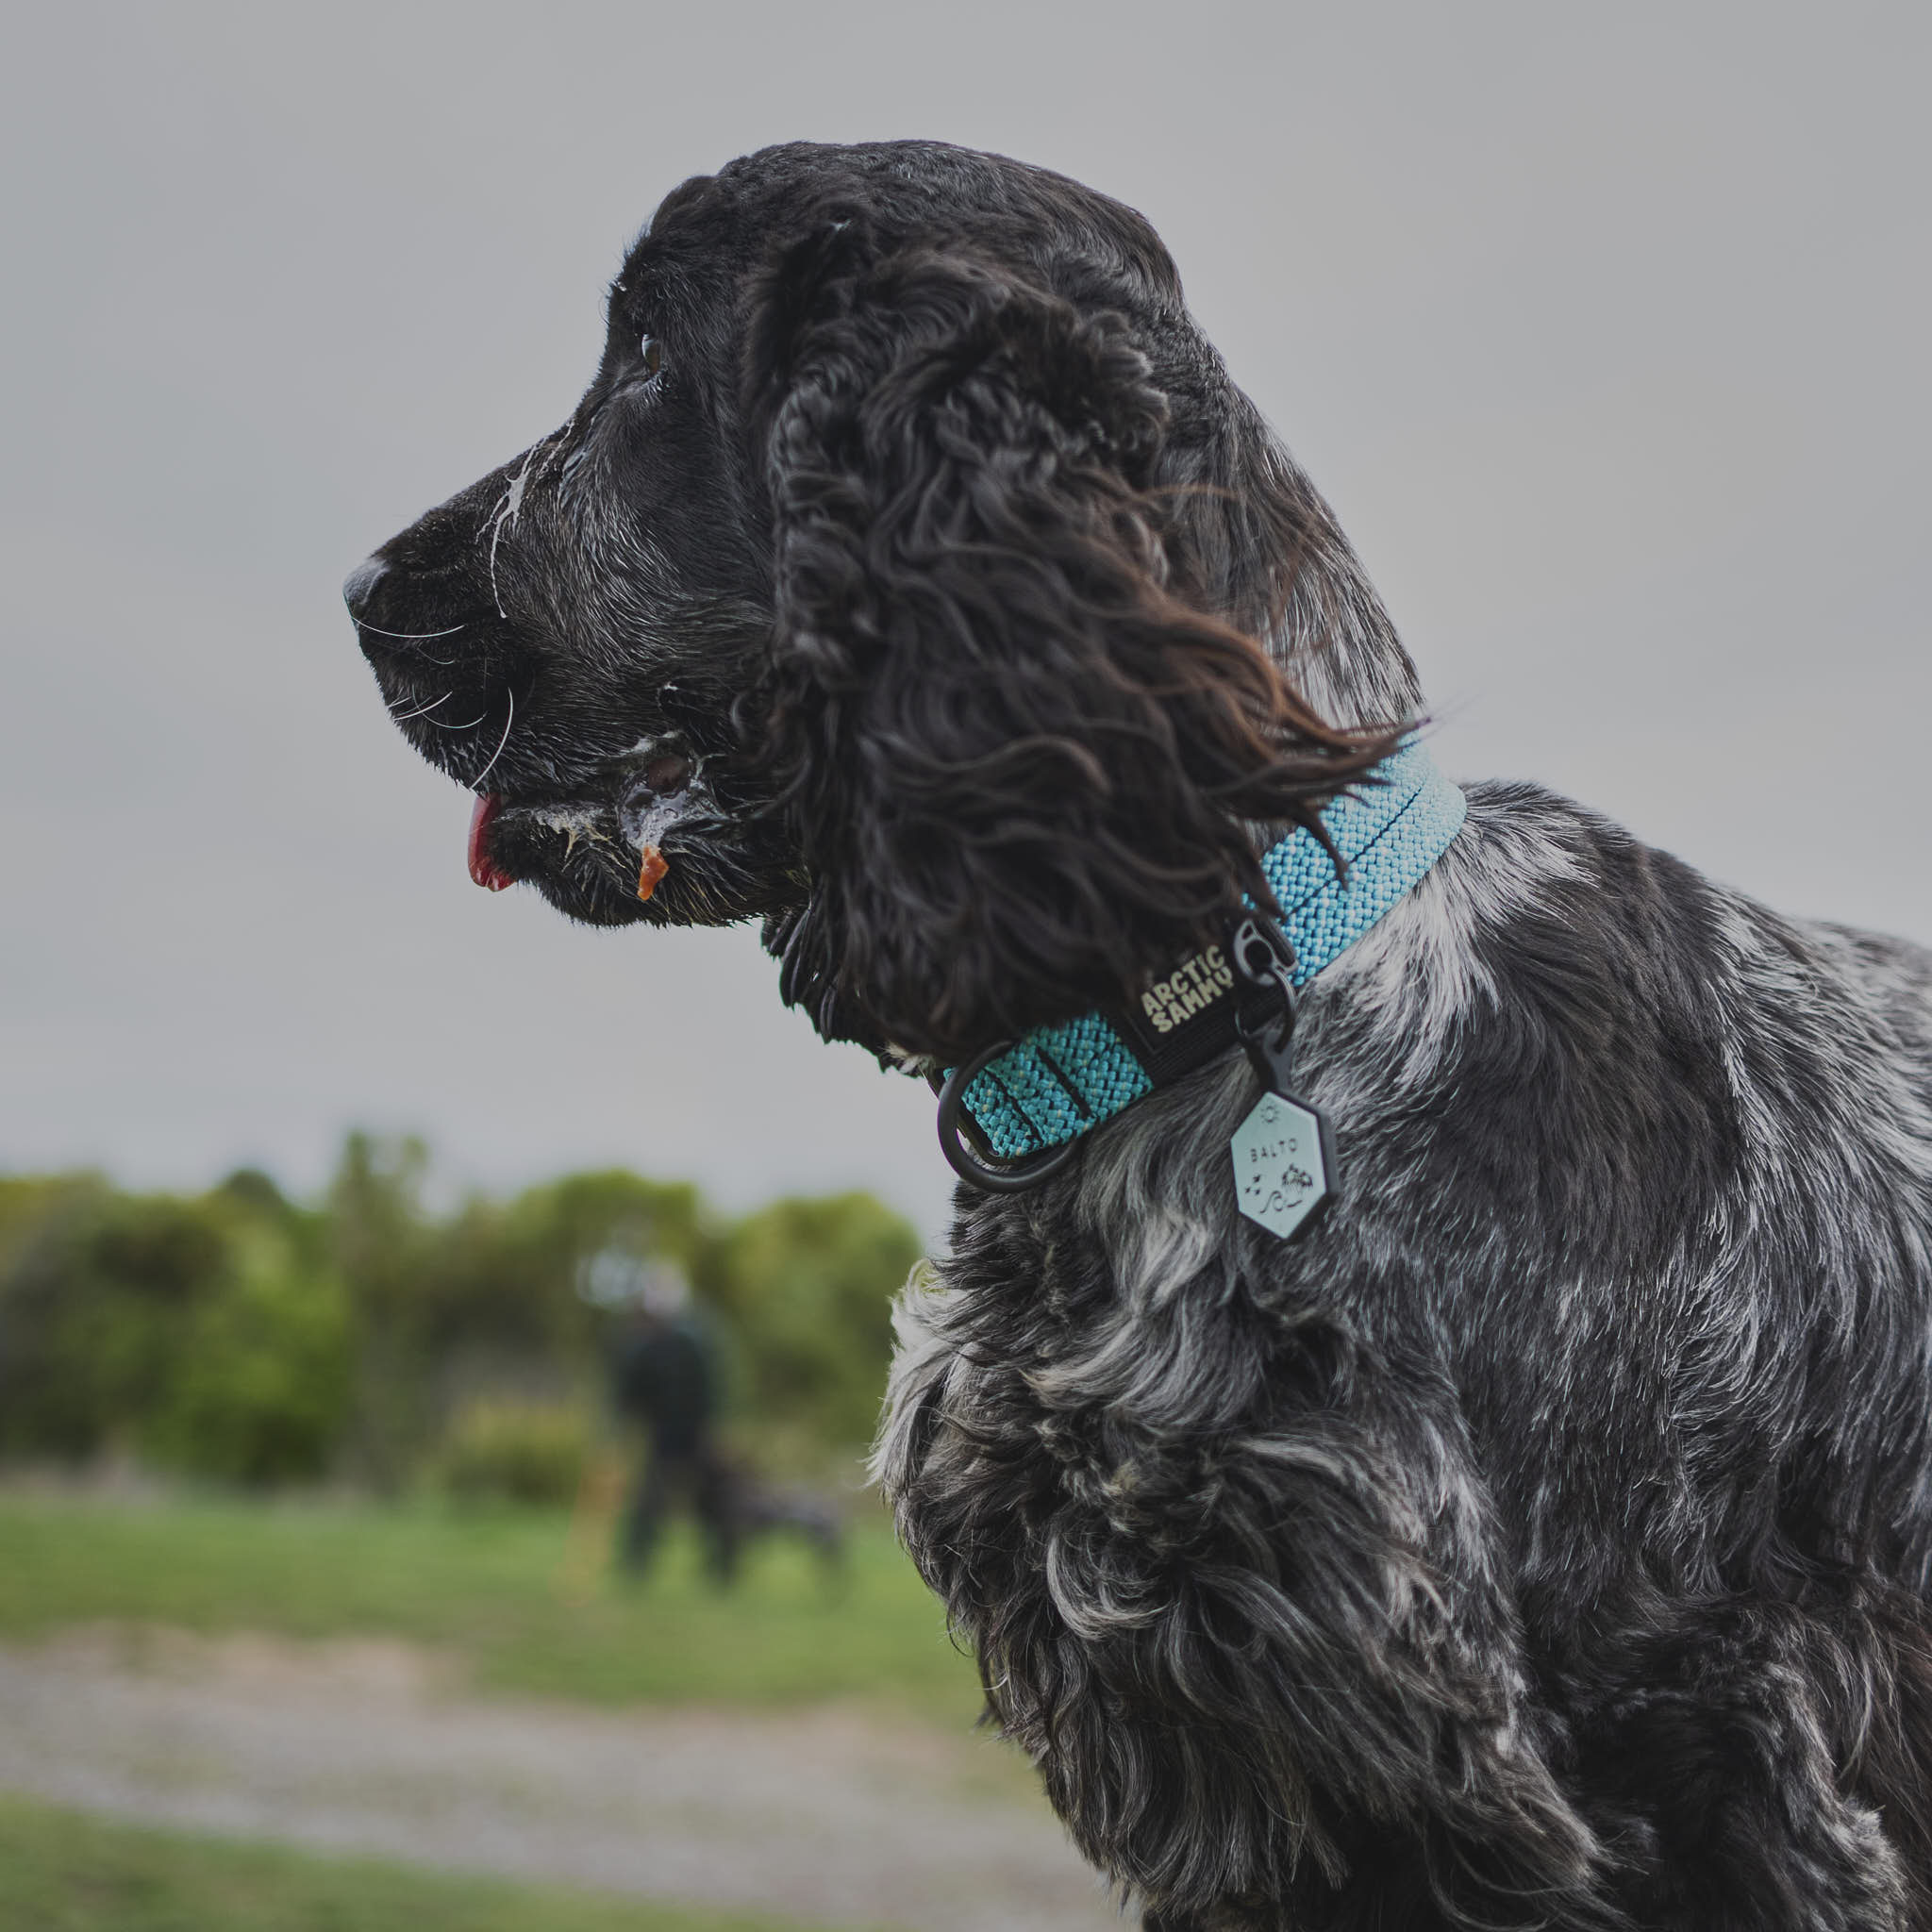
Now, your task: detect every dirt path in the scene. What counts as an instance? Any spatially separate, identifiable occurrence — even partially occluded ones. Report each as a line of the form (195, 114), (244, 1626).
(0, 1628), (1119, 1932)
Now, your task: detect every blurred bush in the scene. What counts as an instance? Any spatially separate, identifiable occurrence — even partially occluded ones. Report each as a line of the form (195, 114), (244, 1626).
(433, 1396), (591, 1507)
(0, 1140), (923, 1492)
(0, 1171), (350, 1482)
(145, 1234), (353, 1485)
(716, 1194), (921, 1452)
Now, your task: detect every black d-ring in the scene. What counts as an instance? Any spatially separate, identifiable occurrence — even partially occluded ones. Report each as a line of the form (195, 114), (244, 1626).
(936, 1041), (1083, 1194)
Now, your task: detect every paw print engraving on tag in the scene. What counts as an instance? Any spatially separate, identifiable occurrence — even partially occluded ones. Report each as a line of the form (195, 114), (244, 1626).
(1229, 1091), (1331, 1240)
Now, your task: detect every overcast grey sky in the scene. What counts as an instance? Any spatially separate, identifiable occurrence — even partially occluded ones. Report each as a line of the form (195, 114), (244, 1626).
(2, 2), (1925, 1239)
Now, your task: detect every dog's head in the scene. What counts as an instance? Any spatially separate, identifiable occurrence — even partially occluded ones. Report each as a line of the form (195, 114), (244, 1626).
(347, 140), (1412, 1064)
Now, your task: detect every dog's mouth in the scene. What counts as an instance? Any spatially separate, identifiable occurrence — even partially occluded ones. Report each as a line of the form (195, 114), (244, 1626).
(464, 743), (715, 915)
(457, 738), (791, 929)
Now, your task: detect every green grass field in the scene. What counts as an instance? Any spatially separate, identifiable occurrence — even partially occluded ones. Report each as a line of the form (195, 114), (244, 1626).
(0, 1793), (874, 1932)
(0, 1485), (982, 1727)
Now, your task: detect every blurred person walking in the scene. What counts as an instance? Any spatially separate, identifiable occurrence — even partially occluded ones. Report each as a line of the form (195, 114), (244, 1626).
(600, 1257), (739, 1583)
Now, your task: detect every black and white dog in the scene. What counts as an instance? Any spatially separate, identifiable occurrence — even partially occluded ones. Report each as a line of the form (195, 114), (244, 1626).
(347, 142), (1932, 1931)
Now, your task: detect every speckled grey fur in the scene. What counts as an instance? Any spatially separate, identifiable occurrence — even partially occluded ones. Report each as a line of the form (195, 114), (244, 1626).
(879, 771), (1932, 1929)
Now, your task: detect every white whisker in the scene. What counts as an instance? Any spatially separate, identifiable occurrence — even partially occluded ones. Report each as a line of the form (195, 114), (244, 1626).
(388, 691), (452, 723)
(425, 708), (490, 732)
(355, 620), (468, 641)
(471, 688), (516, 788)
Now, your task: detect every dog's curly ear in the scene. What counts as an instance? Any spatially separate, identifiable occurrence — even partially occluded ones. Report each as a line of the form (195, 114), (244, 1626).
(750, 231), (1395, 1063)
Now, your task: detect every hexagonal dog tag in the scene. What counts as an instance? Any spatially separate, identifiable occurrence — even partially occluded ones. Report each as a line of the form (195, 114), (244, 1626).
(1229, 1090), (1333, 1241)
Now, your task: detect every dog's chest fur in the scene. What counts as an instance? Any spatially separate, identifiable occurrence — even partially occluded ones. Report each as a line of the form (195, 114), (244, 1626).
(878, 778), (1932, 1925)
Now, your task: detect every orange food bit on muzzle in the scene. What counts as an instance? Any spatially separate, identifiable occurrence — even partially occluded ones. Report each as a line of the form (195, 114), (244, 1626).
(636, 845), (670, 902)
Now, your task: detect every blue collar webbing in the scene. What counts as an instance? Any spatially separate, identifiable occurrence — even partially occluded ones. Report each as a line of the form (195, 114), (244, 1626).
(955, 741), (1467, 1162)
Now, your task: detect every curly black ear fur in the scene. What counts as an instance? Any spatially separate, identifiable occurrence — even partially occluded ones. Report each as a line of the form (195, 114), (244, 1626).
(751, 228), (1401, 1063)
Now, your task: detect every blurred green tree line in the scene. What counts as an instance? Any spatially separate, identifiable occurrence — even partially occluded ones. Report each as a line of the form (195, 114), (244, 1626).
(0, 1136), (923, 1495)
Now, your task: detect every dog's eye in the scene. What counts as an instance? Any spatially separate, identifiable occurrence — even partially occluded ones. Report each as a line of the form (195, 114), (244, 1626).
(640, 336), (664, 379)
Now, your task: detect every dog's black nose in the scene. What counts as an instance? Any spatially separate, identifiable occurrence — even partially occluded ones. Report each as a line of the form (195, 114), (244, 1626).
(342, 555), (388, 621)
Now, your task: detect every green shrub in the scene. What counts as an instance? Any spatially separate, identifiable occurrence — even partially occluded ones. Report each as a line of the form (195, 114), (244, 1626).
(145, 1236), (353, 1485)
(0, 1175), (350, 1483)
(716, 1193), (922, 1451)
(0, 1184), (198, 1457)
(436, 1397), (590, 1507)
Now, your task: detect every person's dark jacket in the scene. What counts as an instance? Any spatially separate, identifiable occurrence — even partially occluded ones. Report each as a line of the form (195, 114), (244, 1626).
(611, 1315), (717, 1455)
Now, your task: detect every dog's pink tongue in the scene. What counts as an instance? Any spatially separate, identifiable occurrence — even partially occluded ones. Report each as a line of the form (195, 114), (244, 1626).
(467, 793), (515, 891)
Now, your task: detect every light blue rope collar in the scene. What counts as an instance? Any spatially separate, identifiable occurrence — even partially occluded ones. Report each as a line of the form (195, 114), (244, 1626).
(955, 741), (1467, 1162)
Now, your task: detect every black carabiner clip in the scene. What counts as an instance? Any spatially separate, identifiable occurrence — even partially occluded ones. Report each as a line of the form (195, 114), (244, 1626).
(1228, 914), (1302, 1091)
(935, 1041), (1083, 1194)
